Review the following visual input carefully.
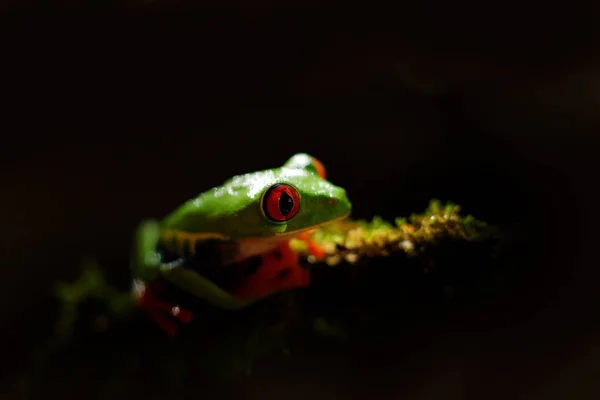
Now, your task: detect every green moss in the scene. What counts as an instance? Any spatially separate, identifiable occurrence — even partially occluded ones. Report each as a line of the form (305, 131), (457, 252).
(54, 259), (135, 341)
(295, 199), (496, 265)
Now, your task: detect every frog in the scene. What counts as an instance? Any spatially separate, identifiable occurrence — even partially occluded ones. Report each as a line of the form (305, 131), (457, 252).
(131, 153), (352, 336)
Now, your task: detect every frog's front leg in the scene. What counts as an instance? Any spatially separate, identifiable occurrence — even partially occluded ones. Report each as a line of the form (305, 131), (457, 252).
(131, 220), (195, 336)
(133, 279), (193, 337)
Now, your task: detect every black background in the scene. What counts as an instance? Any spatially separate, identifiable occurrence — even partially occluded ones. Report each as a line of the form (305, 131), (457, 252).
(2, 2), (600, 399)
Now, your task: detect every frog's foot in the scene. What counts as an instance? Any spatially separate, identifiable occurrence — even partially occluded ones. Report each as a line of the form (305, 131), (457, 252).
(232, 241), (311, 300)
(133, 280), (194, 337)
(266, 241), (312, 290)
(298, 231), (326, 260)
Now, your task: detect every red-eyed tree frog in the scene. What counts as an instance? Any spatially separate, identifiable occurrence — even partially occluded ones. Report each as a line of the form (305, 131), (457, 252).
(131, 153), (352, 336)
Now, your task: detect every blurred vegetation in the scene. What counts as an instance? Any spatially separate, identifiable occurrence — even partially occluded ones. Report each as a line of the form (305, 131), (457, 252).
(2, 200), (502, 400)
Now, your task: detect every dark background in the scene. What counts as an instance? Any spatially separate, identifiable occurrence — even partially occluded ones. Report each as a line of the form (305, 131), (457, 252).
(2, 2), (600, 399)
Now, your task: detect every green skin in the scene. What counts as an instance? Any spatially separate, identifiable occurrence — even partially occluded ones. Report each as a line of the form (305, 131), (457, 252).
(132, 153), (352, 310)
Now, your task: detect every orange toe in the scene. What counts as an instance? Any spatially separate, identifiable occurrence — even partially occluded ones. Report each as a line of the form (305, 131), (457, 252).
(298, 232), (326, 259)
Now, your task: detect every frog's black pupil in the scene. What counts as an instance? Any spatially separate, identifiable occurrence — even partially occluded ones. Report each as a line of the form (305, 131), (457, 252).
(279, 192), (294, 216)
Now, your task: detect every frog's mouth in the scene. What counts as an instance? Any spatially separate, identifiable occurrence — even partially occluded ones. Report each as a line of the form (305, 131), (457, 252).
(273, 212), (351, 237)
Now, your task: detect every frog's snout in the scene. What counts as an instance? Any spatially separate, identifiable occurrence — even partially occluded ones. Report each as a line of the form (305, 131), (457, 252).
(329, 198), (338, 205)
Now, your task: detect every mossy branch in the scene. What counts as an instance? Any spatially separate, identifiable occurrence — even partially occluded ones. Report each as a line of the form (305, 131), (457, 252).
(4, 200), (502, 399)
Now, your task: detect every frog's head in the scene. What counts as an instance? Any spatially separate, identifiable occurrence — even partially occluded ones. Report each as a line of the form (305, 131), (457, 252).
(229, 166), (351, 238)
(162, 161), (352, 240)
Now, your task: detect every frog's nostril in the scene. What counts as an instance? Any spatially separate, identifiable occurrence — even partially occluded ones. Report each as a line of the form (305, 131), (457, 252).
(329, 198), (337, 205)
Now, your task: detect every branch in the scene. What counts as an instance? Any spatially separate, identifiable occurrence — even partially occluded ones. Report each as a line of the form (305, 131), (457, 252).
(4, 200), (502, 399)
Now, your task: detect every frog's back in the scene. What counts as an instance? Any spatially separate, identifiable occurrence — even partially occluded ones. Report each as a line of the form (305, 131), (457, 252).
(160, 184), (248, 234)
(156, 170), (274, 251)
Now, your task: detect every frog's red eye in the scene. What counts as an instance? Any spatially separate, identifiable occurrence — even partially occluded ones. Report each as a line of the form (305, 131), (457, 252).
(262, 184), (301, 222)
(311, 156), (327, 179)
